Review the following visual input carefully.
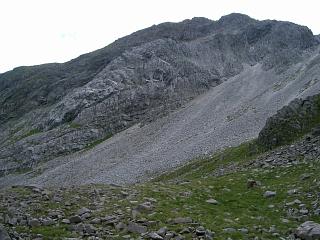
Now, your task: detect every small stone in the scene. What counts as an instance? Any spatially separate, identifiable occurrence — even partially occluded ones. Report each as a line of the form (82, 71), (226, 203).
(69, 215), (82, 224)
(247, 179), (258, 188)
(83, 224), (96, 234)
(263, 191), (276, 198)
(42, 218), (54, 226)
(157, 227), (167, 237)
(282, 219), (290, 223)
(48, 211), (61, 219)
(179, 228), (190, 234)
(77, 207), (91, 216)
(8, 217), (17, 226)
(81, 212), (91, 219)
(62, 219), (70, 224)
(287, 189), (298, 195)
(300, 204), (306, 208)
(127, 222), (147, 234)
(173, 235), (184, 240)
(299, 209), (309, 215)
(132, 209), (140, 219)
(206, 199), (219, 205)
(136, 202), (153, 213)
(238, 228), (249, 234)
(120, 191), (129, 197)
(314, 209), (320, 215)
(205, 230), (214, 240)
(72, 223), (84, 233)
(223, 228), (236, 233)
(164, 232), (175, 239)
(90, 218), (101, 224)
(149, 232), (164, 240)
(196, 226), (206, 236)
(300, 173), (311, 181)
(29, 219), (41, 227)
(295, 199), (302, 204)
(269, 225), (277, 233)
(115, 222), (126, 231)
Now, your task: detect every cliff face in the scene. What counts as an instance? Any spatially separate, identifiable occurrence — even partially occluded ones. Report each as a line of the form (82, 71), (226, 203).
(0, 13), (319, 176)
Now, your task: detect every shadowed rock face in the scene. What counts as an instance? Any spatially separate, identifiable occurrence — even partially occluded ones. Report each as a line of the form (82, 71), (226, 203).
(257, 93), (320, 149)
(0, 13), (319, 176)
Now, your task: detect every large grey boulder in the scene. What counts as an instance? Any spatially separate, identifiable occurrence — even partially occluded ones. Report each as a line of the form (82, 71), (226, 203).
(0, 224), (11, 240)
(295, 221), (320, 240)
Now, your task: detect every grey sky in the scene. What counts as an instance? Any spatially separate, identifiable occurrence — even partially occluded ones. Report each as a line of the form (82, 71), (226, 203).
(1, 0), (319, 73)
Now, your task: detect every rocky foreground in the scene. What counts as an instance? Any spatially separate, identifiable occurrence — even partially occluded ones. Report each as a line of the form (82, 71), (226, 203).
(1, 126), (320, 239)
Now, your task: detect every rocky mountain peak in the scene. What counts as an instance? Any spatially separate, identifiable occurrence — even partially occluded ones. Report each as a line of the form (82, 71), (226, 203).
(219, 12), (254, 22)
(216, 13), (256, 31)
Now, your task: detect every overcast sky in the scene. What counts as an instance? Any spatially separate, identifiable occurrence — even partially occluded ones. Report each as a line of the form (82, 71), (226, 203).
(0, 0), (319, 73)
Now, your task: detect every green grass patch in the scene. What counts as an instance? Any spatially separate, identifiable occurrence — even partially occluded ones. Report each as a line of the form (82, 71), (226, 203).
(21, 128), (41, 138)
(12, 128), (42, 142)
(10, 125), (24, 135)
(85, 133), (113, 150)
(14, 167), (33, 175)
(138, 161), (320, 239)
(156, 140), (262, 181)
(69, 122), (82, 129)
(30, 225), (74, 239)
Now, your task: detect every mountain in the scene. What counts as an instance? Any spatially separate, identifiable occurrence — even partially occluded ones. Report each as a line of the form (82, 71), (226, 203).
(1, 13), (320, 187)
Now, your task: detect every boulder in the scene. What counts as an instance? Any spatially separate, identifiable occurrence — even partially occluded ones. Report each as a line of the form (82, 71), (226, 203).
(295, 221), (320, 240)
(77, 207), (91, 216)
(263, 191), (276, 198)
(149, 232), (164, 240)
(69, 215), (82, 224)
(29, 219), (41, 227)
(0, 224), (11, 240)
(206, 199), (219, 205)
(127, 222), (147, 234)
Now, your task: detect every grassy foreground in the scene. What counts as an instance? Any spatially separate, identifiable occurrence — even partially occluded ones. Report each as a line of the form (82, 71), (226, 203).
(2, 139), (319, 239)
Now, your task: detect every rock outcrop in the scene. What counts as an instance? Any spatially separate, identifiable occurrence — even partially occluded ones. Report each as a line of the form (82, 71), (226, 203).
(257, 93), (320, 149)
